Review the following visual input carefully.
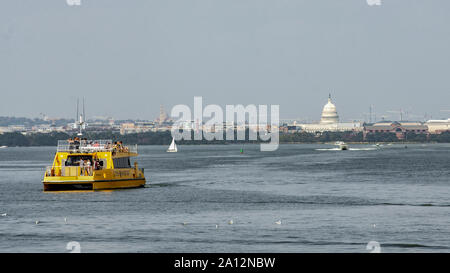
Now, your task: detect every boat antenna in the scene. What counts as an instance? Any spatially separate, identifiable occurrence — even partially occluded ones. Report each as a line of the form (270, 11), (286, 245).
(75, 97), (86, 136)
(83, 97), (86, 125)
(76, 98), (79, 127)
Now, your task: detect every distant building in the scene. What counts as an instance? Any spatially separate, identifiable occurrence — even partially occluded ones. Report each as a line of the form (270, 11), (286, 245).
(120, 121), (157, 135)
(156, 105), (170, 124)
(120, 123), (136, 135)
(286, 125), (301, 133)
(363, 121), (428, 140)
(425, 119), (450, 134)
(320, 95), (339, 124)
(297, 95), (362, 133)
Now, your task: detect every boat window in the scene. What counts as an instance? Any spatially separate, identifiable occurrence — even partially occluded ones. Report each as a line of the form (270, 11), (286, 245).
(65, 155), (93, 166)
(113, 157), (131, 169)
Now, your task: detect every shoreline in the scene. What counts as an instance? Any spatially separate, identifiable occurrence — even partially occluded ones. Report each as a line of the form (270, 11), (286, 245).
(0, 141), (445, 148)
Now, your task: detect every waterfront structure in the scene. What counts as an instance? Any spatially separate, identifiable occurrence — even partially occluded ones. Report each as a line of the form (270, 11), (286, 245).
(297, 95), (362, 133)
(363, 121), (428, 140)
(425, 119), (450, 134)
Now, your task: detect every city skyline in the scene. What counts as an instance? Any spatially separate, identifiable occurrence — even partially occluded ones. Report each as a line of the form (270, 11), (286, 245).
(2, 95), (448, 124)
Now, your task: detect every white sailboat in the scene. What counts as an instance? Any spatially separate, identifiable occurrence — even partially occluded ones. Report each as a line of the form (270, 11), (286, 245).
(167, 138), (178, 153)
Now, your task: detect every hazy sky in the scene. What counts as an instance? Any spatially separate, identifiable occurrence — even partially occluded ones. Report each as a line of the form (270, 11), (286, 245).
(1, 0), (449, 122)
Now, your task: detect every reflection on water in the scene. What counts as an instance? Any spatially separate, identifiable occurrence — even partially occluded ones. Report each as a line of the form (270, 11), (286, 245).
(0, 144), (449, 252)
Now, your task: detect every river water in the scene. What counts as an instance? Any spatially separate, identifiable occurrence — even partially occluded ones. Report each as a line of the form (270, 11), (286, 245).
(0, 144), (449, 252)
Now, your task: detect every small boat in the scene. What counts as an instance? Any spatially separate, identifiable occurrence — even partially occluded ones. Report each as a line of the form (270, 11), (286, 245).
(167, 138), (177, 153)
(335, 141), (349, 150)
(0, 146), (7, 149)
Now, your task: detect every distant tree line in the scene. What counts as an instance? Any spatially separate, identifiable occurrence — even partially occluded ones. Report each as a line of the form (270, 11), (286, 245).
(2, 131), (450, 147)
(0, 132), (70, 146)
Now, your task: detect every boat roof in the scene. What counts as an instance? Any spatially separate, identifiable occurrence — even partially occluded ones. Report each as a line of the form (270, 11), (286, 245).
(56, 139), (137, 154)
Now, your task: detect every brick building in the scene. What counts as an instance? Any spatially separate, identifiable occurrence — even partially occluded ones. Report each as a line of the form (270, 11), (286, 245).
(363, 121), (428, 140)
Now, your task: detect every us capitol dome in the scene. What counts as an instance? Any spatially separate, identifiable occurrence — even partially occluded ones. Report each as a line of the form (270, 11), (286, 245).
(297, 94), (362, 133)
(320, 94), (339, 124)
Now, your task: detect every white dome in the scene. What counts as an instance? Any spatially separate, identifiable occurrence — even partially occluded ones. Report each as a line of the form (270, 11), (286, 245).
(320, 95), (339, 124)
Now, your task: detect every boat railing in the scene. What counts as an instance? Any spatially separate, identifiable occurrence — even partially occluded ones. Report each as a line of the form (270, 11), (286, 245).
(57, 140), (137, 154)
(45, 166), (94, 177)
(45, 165), (143, 177)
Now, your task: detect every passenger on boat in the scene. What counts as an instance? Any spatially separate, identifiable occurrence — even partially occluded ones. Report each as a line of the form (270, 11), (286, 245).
(68, 138), (75, 150)
(79, 159), (84, 176)
(94, 159), (101, 170)
(85, 160), (92, 176)
(116, 141), (127, 152)
(74, 137), (80, 150)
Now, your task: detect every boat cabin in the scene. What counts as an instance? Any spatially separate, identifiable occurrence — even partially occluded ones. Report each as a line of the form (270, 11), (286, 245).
(46, 139), (138, 177)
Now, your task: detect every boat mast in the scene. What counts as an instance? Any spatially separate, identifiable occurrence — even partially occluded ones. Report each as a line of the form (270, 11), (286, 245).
(75, 97), (86, 136)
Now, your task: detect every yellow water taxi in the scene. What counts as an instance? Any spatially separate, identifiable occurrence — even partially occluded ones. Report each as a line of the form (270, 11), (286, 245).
(43, 139), (146, 191)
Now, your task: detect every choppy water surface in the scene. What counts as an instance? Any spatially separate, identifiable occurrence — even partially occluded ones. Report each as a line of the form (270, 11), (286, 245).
(0, 144), (449, 252)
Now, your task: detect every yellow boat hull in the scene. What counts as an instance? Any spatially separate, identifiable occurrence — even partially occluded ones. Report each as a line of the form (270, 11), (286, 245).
(43, 178), (146, 191)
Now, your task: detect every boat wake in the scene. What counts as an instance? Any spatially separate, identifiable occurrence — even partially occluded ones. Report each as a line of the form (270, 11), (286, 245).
(315, 148), (377, 151)
(348, 148), (377, 151)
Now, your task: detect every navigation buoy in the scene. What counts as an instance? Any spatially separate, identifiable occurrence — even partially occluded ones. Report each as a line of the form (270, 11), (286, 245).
(240, 148), (244, 154)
